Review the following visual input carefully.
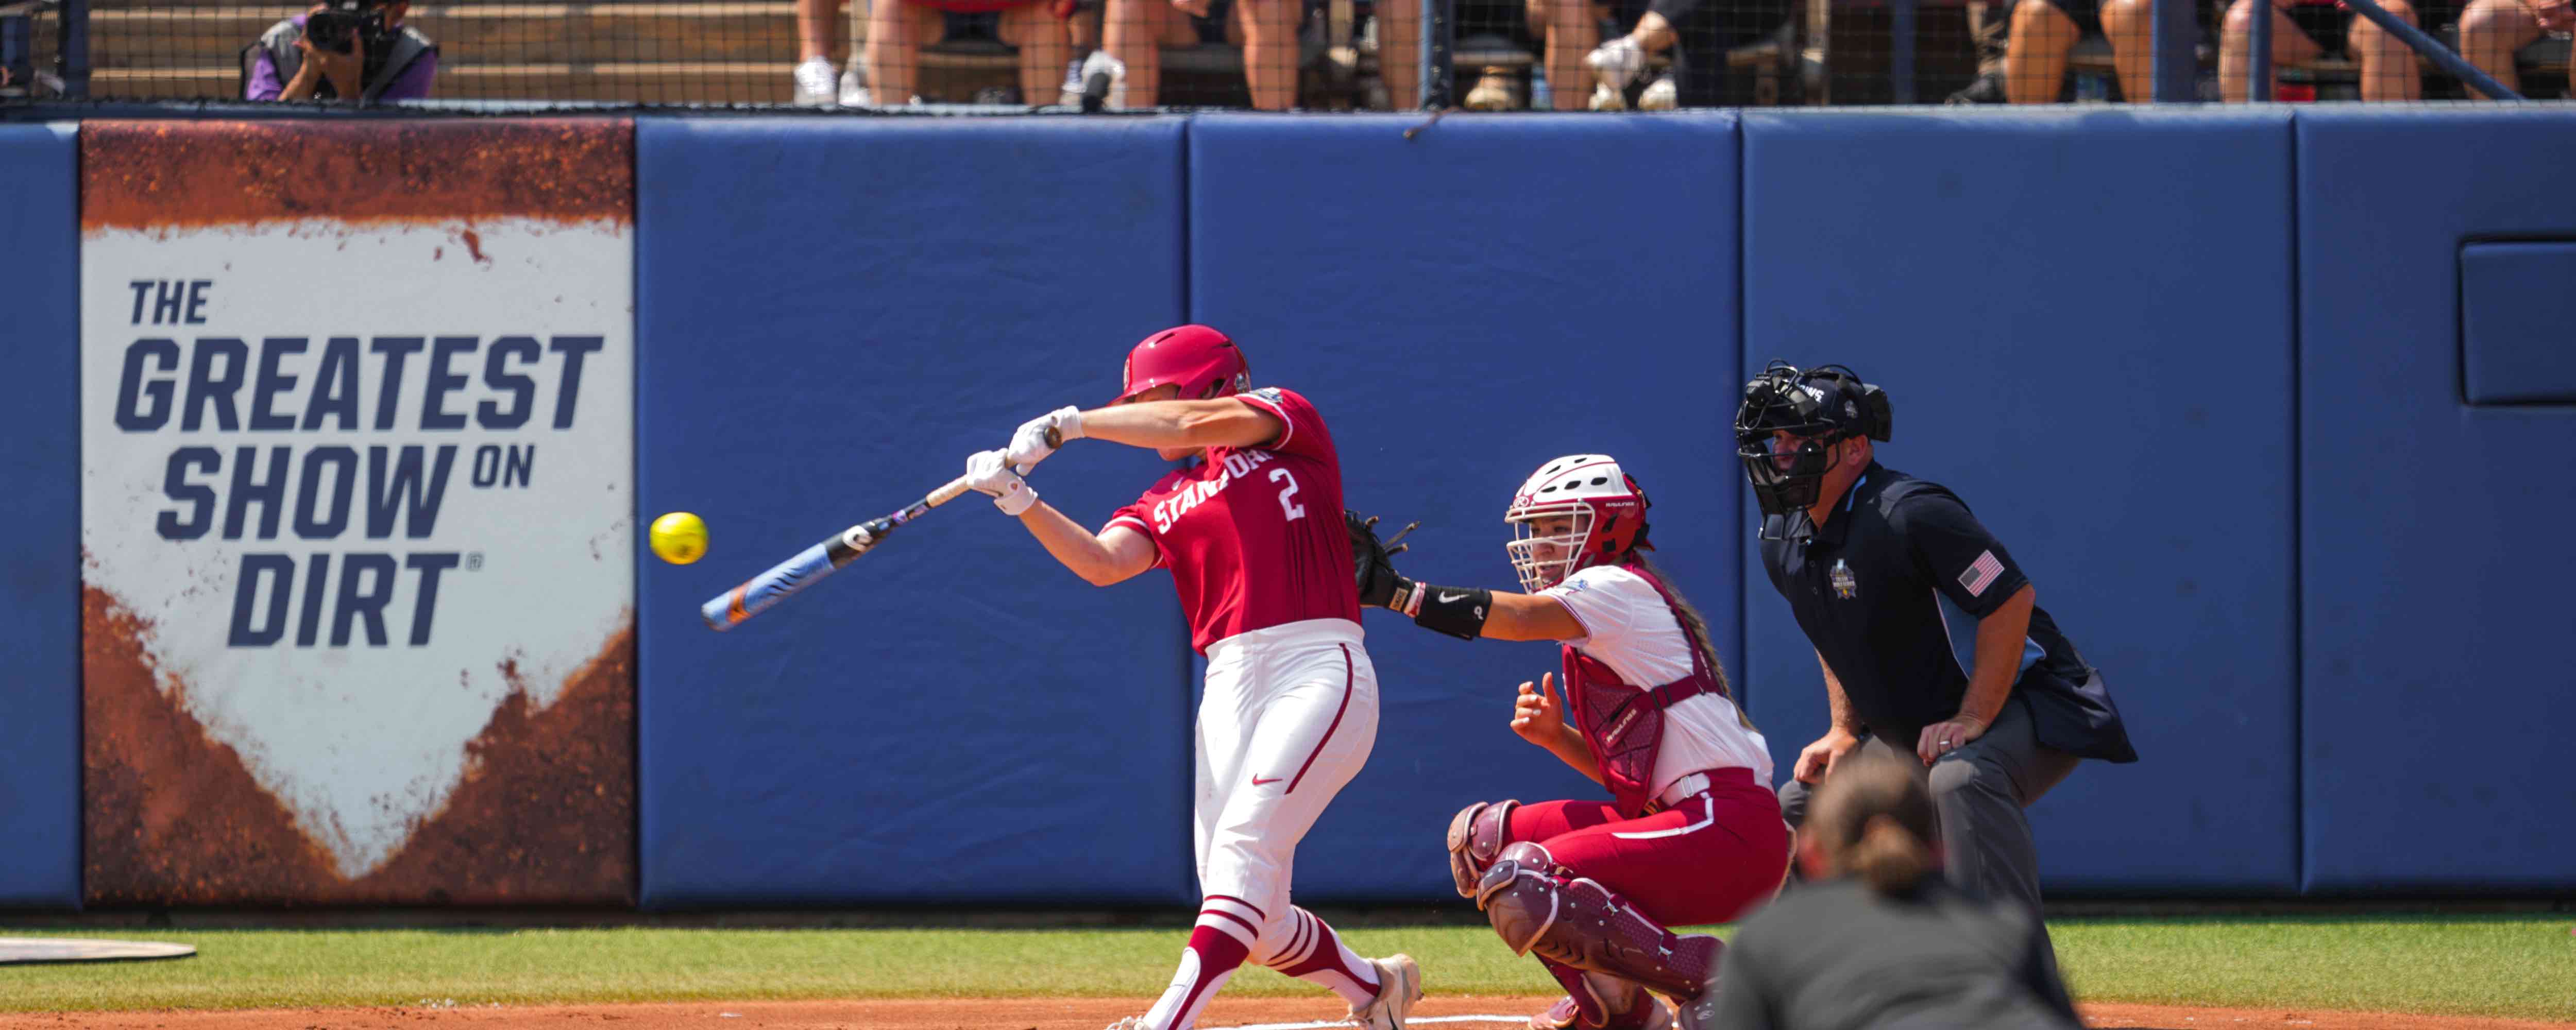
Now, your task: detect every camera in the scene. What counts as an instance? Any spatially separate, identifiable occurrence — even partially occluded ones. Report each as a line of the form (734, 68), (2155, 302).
(306, 1), (387, 53)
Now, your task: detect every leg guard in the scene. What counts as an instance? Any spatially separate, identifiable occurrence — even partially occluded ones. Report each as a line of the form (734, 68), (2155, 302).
(1532, 962), (1668, 1030)
(1476, 843), (1718, 1002)
(1446, 799), (1521, 899)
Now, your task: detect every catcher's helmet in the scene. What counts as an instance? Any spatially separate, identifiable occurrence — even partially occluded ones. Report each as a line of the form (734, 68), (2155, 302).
(1504, 454), (1652, 593)
(1734, 362), (1892, 541)
(1116, 324), (1249, 404)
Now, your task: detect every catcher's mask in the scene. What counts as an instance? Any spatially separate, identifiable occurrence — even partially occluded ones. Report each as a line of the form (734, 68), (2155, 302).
(1734, 362), (1891, 542)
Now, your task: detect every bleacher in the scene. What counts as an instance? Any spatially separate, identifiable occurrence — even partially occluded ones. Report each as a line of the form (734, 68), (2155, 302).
(15, 0), (2575, 105)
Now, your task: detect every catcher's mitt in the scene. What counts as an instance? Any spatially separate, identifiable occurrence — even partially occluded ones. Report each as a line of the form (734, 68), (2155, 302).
(1345, 509), (1418, 608)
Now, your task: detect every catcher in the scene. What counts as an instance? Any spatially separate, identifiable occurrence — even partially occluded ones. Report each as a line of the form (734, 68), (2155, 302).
(1346, 455), (1788, 1030)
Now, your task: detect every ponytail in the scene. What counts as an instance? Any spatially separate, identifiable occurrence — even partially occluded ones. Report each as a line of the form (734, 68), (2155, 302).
(1626, 553), (1745, 728)
(1849, 814), (1933, 895)
(1806, 751), (1941, 894)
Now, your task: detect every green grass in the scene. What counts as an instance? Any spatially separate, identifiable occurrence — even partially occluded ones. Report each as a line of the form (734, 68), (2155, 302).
(0, 916), (2569, 1020)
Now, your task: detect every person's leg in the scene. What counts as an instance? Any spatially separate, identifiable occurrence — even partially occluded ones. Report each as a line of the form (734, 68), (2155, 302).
(797, 0), (851, 102)
(1104, 0), (1181, 105)
(1539, 0), (1600, 107)
(2218, 0), (2323, 99)
(1235, 0), (1303, 108)
(2098, 0), (2156, 100)
(1206, 642), (1401, 1023)
(2004, 0), (2080, 101)
(2458, 0), (2540, 97)
(865, 0), (941, 103)
(1001, 3), (1074, 100)
(1378, 0), (1420, 109)
(800, 0), (845, 61)
(1924, 695), (2080, 974)
(1472, 800), (1683, 1030)
(2348, 0), (2421, 99)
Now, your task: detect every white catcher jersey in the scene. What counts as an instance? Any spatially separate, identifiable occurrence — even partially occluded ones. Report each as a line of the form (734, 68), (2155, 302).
(1542, 563), (1774, 793)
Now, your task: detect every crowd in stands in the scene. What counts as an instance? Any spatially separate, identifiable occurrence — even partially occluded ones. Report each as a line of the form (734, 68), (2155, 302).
(207, 0), (2566, 107)
(768, 0), (2569, 108)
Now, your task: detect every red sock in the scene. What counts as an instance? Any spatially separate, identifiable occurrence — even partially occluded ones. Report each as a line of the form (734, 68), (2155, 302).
(1137, 908), (1256, 1030)
(1265, 907), (1381, 1006)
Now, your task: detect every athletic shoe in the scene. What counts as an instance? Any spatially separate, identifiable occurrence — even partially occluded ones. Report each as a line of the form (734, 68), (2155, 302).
(1351, 953), (1422, 1030)
(1637, 72), (1676, 110)
(1059, 54), (1087, 106)
(1944, 68), (2007, 105)
(1464, 67), (1524, 109)
(839, 63), (872, 107)
(1080, 48), (1127, 110)
(793, 56), (839, 107)
(1588, 82), (1627, 110)
(1585, 36), (1645, 91)
(1103, 1018), (1149, 1030)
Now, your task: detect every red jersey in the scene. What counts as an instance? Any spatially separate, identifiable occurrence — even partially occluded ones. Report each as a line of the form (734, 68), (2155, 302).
(1105, 387), (1361, 653)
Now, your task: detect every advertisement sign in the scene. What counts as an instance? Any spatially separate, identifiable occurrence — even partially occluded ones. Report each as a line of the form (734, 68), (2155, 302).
(79, 120), (635, 903)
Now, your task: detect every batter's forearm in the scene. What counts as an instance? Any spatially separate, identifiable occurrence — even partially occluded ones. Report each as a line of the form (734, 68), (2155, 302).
(1962, 584), (2037, 725)
(1076, 399), (1278, 451)
(1017, 502), (1128, 585)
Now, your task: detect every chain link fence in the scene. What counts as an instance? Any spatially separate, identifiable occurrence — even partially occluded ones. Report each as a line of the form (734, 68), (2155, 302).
(1, 0), (2564, 108)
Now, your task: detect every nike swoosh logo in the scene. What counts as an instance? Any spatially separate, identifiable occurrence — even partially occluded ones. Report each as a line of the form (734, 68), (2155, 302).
(1251, 776), (1284, 785)
(1438, 592), (1466, 604)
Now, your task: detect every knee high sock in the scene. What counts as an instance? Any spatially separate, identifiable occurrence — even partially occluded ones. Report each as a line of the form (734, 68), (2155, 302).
(1139, 901), (1257, 1030)
(1258, 906), (1382, 1007)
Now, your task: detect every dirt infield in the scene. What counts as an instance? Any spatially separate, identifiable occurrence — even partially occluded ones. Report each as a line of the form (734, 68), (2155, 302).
(1, 996), (2567, 1030)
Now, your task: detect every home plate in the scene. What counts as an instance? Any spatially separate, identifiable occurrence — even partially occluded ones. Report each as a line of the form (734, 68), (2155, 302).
(0, 938), (196, 965)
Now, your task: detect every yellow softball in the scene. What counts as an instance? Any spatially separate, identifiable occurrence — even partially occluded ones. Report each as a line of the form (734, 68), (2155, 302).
(650, 511), (708, 565)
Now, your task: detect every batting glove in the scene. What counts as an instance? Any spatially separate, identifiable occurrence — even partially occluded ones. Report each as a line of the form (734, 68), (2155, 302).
(1004, 405), (1084, 471)
(964, 450), (1039, 516)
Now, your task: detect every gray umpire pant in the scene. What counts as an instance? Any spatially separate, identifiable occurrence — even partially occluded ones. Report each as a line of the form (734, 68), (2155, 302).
(1775, 691), (2082, 965)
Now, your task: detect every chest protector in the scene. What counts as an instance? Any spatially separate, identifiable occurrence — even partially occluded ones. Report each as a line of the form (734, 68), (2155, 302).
(1560, 564), (1731, 818)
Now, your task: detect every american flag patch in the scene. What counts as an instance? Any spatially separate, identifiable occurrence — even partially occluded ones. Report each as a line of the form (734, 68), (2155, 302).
(1959, 550), (2005, 597)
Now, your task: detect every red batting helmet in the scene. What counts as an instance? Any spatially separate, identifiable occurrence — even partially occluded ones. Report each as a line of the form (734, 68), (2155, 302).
(1116, 324), (1249, 404)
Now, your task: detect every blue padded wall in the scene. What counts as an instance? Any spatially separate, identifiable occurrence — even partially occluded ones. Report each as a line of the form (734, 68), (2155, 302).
(636, 117), (1195, 906)
(1190, 114), (1742, 902)
(2459, 242), (2576, 405)
(2296, 108), (2576, 893)
(0, 123), (82, 909)
(1739, 109), (2300, 892)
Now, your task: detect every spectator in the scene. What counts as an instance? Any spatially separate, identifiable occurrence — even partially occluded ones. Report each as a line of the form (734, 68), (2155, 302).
(1999, 0), (2157, 101)
(2459, 0), (2571, 97)
(243, 0), (437, 102)
(1093, 0), (1395, 109)
(1574, 0), (1790, 109)
(866, 0), (1075, 107)
(2220, 0), (2422, 100)
(1706, 751), (2084, 1030)
(792, 0), (867, 106)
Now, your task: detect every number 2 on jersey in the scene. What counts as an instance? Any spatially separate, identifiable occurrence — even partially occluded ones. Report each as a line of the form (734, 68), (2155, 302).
(1269, 468), (1306, 522)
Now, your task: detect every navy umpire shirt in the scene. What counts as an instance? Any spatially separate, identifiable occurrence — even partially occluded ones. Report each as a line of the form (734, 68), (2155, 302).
(1758, 462), (2136, 763)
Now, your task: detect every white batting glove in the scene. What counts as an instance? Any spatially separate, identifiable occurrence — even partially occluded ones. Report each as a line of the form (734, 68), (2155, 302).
(1003, 405), (1085, 471)
(964, 450), (1038, 516)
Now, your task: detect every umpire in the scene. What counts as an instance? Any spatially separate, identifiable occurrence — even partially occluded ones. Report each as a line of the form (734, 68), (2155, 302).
(1733, 361), (2136, 966)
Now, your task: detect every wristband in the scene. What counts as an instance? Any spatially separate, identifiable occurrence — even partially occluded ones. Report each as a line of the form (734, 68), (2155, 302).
(994, 482), (1038, 517)
(1394, 579), (1424, 617)
(1054, 406), (1087, 441)
(1411, 584), (1493, 641)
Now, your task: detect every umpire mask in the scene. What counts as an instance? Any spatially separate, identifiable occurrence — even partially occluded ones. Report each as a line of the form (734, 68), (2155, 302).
(1734, 362), (1891, 542)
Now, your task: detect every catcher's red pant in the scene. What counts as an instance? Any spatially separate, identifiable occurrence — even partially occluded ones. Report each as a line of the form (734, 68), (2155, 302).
(1504, 767), (1789, 927)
